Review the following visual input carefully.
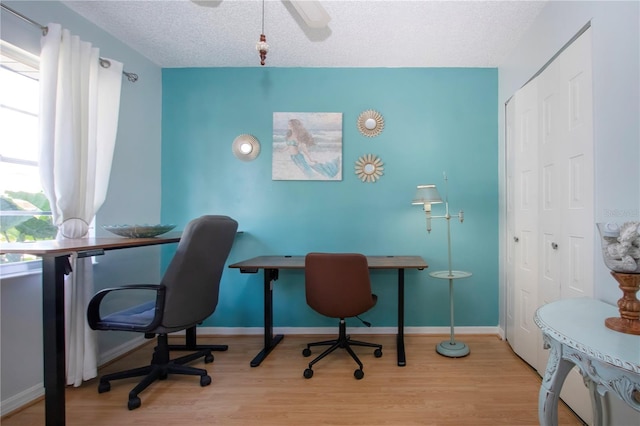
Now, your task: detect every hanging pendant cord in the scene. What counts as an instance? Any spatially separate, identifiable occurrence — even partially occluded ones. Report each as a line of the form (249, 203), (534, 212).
(261, 0), (265, 34)
(1, 3), (138, 82)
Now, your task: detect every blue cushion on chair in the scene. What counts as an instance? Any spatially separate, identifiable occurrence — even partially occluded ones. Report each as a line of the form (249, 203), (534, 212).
(100, 301), (156, 329)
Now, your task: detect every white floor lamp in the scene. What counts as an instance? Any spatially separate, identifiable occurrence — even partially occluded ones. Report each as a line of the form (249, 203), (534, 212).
(412, 173), (472, 357)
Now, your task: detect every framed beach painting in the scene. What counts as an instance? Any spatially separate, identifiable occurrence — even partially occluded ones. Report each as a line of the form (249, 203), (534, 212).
(272, 112), (343, 181)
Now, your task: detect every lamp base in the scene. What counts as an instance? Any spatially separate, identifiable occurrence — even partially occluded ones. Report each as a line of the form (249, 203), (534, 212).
(436, 340), (470, 358)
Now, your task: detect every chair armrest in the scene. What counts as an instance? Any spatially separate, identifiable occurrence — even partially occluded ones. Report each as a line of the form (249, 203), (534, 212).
(87, 284), (166, 331)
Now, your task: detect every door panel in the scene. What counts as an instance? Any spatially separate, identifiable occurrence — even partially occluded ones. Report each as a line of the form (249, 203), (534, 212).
(540, 158), (561, 305)
(511, 79), (540, 367)
(506, 27), (594, 424)
(553, 29), (595, 422)
(505, 99), (516, 343)
(559, 30), (594, 301)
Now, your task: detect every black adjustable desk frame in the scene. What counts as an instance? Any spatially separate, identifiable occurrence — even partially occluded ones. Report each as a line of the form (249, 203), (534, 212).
(254, 268), (283, 367)
(1, 234), (182, 426)
(230, 255), (427, 368)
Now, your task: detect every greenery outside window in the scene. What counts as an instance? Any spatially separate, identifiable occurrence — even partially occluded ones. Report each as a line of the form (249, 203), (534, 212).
(0, 41), (57, 273)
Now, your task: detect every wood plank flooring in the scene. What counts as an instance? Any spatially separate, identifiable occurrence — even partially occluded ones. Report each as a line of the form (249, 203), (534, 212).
(2, 334), (584, 425)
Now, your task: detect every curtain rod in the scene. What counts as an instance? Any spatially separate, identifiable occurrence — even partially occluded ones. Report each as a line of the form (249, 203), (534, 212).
(1, 3), (138, 82)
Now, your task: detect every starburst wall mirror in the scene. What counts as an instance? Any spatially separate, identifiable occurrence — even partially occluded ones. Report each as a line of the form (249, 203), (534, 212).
(355, 154), (384, 182)
(357, 110), (384, 137)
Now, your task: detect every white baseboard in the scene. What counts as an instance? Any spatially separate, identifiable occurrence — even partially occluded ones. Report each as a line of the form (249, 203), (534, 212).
(1, 336), (148, 418)
(1, 384), (44, 417)
(193, 325), (500, 336)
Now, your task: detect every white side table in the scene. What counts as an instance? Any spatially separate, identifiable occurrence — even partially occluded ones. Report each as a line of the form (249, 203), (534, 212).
(534, 298), (640, 426)
(429, 270), (472, 357)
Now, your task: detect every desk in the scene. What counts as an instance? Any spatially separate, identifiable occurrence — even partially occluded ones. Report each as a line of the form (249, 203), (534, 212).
(228, 255), (427, 368)
(534, 298), (640, 426)
(0, 234), (181, 426)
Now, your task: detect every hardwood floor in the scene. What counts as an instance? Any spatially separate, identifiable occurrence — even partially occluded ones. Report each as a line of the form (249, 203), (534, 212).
(2, 334), (584, 425)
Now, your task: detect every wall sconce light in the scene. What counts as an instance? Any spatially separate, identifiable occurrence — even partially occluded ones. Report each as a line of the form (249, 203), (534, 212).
(232, 134), (260, 161)
(412, 184), (443, 233)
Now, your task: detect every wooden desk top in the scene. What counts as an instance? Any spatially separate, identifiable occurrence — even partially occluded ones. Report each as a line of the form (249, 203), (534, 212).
(229, 255), (427, 272)
(0, 232), (181, 256)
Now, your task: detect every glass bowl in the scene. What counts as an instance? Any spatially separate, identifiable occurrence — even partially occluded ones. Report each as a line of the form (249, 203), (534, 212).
(597, 222), (640, 273)
(102, 224), (176, 238)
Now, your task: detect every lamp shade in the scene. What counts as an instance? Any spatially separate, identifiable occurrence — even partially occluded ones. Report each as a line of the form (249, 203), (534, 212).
(412, 184), (443, 206)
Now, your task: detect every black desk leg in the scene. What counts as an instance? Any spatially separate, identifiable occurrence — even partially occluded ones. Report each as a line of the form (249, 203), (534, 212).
(250, 268), (283, 367)
(397, 268), (406, 367)
(168, 326), (229, 352)
(42, 255), (70, 426)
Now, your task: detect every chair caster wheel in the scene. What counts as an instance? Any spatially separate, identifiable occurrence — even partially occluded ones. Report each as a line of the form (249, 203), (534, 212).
(303, 368), (314, 379)
(374, 348), (383, 358)
(159, 371), (168, 380)
(302, 348), (312, 357)
(354, 369), (364, 380)
(128, 396), (141, 410)
(204, 353), (214, 363)
(97, 381), (110, 393)
(200, 374), (212, 387)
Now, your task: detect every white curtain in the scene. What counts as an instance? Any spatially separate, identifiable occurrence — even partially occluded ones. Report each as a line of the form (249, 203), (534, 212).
(39, 23), (123, 387)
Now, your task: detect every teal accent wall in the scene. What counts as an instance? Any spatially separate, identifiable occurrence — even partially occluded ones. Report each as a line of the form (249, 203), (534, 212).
(161, 67), (498, 328)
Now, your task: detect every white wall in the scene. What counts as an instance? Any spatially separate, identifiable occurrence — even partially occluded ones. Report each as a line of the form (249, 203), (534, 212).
(498, 0), (640, 327)
(0, 0), (163, 415)
(497, 1), (639, 423)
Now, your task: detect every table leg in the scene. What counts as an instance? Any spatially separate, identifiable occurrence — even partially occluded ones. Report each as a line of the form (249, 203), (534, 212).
(396, 269), (406, 367)
(539, 337), (575, 426)
(250, 268), (283, 367)
(586, 377), (605, 426)
(42, 255), (70, 426)
(168, 326), (229, 352)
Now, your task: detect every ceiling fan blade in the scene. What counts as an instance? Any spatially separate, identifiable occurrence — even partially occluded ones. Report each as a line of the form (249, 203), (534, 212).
(190, 0), (222, 7)
(290, 0), (331, 28)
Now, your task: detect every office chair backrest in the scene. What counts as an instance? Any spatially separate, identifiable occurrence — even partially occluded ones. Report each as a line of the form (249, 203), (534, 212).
(160, 215), (238, 330)
(305, 252), (375, 319)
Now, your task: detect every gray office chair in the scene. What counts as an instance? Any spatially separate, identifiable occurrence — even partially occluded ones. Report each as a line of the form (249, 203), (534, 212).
(87, 215), (238, 410)
(302, 253), (382, 380)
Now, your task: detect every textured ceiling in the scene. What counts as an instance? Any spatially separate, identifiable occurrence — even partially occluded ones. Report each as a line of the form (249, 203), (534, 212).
(61, 0), (548, 68)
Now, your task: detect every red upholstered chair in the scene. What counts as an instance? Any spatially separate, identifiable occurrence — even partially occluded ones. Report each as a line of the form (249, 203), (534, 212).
(302, 253), (383, 379)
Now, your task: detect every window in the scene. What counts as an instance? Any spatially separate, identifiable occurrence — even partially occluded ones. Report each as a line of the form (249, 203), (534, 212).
(0, 41), (57, 271)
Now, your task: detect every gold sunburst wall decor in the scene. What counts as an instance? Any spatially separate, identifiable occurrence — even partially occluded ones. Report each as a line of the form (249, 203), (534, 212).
(357, 110), (384, 137)
(355, 154), (384, 183)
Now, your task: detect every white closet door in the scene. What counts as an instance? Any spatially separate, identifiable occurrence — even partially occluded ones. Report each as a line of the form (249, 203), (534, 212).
(558, 28), (594, 302)
(538, 52), (563, 309)
(505, 99), (516, 345)
(511, 78), (541, 368)
(506, 27), (594, 423)
(538, 29), (594, 312)
(537, 27), (594, 423)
